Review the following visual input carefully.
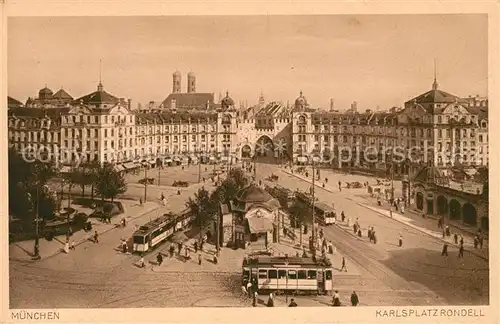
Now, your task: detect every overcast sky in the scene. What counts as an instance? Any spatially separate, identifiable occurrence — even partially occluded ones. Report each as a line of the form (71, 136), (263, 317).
(8, 15), (487, 110)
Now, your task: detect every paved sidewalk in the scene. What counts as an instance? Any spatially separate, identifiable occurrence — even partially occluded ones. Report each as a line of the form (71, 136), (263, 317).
(357, 203), (489, 261)
(9, 200), (160, 262)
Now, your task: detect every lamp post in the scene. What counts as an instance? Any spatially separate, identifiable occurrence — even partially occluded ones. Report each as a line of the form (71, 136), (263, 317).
(198, 149), (202, 183)
(28, 186), (42, 260)
(144, 158), (148, 202)
(311, 155), (316, 257)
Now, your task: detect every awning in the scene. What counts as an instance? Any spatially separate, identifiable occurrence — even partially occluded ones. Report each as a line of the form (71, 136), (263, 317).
(246, 216), (274, 234)
(60, 166), (71, 173)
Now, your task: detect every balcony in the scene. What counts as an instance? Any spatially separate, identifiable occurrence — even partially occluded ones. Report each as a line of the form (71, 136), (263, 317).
(74, 121), (87, 126)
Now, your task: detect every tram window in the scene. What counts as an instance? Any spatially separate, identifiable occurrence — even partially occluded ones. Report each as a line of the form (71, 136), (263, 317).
(243, 270), (250, 279)
(307, 270), (317, 279)
(268, 270), (278, 279)
(288, 270), (297, 280)
(258, 270), (268, 279)
(278, 270), (287, 279)
(298, 270), (307, 279)
(325, 270), (332, 280)
(133, 236), (144, 244)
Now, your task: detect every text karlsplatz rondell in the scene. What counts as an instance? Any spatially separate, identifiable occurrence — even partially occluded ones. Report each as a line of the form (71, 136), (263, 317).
(376, 308), (485, 318)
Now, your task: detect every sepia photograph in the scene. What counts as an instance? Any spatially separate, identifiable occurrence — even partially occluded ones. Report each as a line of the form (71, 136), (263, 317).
(4, 10), (496, 320)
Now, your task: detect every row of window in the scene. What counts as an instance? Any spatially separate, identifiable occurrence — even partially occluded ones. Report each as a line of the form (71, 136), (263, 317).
(255, 269), (333, 280)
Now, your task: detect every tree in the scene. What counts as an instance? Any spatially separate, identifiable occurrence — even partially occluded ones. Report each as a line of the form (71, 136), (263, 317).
(94, 162), (127, 202)
(186, 187), (216, 240)
(288, 199), (309, 247)
(227, 167), (248, 189)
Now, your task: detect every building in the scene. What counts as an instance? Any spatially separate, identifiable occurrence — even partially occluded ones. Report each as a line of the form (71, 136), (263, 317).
(8, 96), (24, 109)
(7, 76), (488, 176)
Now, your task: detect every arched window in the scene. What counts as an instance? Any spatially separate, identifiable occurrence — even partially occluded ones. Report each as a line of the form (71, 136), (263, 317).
(298, 115), (306, 125)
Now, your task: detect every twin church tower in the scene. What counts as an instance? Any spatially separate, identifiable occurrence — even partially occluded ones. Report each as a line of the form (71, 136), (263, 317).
(172, 71), (196, 94)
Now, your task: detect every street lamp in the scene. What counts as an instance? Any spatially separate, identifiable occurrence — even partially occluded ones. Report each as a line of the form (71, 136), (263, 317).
(311, 155), (317, 257)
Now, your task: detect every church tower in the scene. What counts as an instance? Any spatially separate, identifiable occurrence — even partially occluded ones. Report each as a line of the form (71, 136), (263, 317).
(188, 72), (196, 93)
(173, 71), (182, 94)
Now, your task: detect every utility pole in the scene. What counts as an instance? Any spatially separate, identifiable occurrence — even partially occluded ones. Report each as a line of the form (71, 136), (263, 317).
(33, 187), (41, 260)
(311, 158), (316, 257)
(216, 207), (220, 256)
(158, 163), (161, 186)
(144, 165), (148, 202)
(198, 150), (202, 183)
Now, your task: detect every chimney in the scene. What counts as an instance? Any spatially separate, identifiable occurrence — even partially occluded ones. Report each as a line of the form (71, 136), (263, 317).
(128, 99), (132, 110)
(330, 99), (334, 111)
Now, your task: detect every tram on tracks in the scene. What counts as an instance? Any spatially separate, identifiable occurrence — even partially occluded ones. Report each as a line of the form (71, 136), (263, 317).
(132, 209), (194, 253)
(295, 191), (336, 226)
(242, 255), (334, 295)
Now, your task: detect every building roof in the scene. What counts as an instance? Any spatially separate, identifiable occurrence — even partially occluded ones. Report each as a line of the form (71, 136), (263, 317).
(8, 107), (69, 119)
(134, 111), (218, 124)
(38, 86), (53, 96)
(413, 165), (446, 184)
(53, 88), (73, 100)
(236, 185), (274, 204)
(407, 89), (467, 105)
(8, 96), (24, 108)
(162, 93), (215, 109)
(73, 83), (121, 106)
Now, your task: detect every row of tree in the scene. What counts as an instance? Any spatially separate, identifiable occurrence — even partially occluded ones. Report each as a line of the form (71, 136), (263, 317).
(186, 167), (249, 242)
(8, 148), (127, 224)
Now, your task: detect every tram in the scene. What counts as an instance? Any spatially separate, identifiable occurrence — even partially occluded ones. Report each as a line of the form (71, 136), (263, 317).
(242, 255), (334, 295)
(132, 209), (194, 253)
(314, 202), (336, 226)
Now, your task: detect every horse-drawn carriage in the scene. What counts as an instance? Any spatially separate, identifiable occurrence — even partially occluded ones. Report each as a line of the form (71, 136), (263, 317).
(267, 174), (279, 181)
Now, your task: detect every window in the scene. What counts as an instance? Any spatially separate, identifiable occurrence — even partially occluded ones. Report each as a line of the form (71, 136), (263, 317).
(325, 270), (332, 280)
(258, 269), (268, 279)
(307, 270), (317, 279)
(268, 270), (277, 279)
(438, 116), (442, 124)
(298, 270), (307, 280)
(287, 270), (297, 280)
(479, 135), (483, 143)
(278, 270), (287, 279)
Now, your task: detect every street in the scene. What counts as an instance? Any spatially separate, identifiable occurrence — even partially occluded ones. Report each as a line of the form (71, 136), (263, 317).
(9, 162), (489, 308)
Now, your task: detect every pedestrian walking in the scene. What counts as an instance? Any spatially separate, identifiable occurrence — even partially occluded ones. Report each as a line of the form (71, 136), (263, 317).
(266, 293), (274, 307)
(194, 241), (198, 253)
(178, 243), (182, 255)
(122, 241), (127, 253)
(445, 225), (451, 237)
(474, 235), (478, 249)
(252, 291), (257, 307)
(122, 218), (127, 227)
(198, 253), (202, 265)
(479, 236), (484, 249)
(400, 205), (405, 214)
(350, 291), (359, 306)
(64, 241), (70, 253)
(70, 240), (75, 250)
(94, 231), (99, 243)
(340, 257), (347, 272)
(441, 243), (448, 256)
(398, 235), (403, 247)
(169, 245), (175, 258)
(157, 252), (163, 266)
(458, 245), (464, 258)
(459, 235), (464, 247)
(289, 298), (298, 307)
(454, 233), (458, 245)
(341, 211), (345, 222)
(139, 256), (145, 268)
(332, 290), (341, 306)
(438, 218), (442, 229)
(246, 281), (253, 298)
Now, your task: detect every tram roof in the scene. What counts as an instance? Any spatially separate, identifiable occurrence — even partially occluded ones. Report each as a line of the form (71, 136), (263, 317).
(314, 202), (334, 212)
(243, 255), (331, 267)
(133, 208), (189, 236)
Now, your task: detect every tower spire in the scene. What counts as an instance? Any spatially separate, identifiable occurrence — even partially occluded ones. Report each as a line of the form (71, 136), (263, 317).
(98, 59), (104, 91)
(432, 58), (439, 90)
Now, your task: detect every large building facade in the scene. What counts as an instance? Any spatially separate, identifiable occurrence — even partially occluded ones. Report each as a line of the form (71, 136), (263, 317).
(8, 75), (488, 176)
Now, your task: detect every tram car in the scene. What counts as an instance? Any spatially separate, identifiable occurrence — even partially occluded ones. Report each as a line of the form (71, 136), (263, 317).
(132, 209), (194, 253)
(314, 202), (336, 226)
(242, 255), (334, 295)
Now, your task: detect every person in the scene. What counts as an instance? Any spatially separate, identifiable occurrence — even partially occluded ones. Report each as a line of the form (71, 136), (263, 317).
(178, 242), (182, 255)
(458, 245), (464, 258)
(445, 225), (451, 237)
(368, 227), (373, 242)
(341, 211), (345, 222)
(213, 254), (218, 264)
(325, 177), (328, 183)
(266, 293), (274, 307)
(157, 252), (163, 266)
(350, 291), (359, 306)
(70, 240), (75, 250)
(442, 243), (448, 256)
(400, 205), (405, 214)
(422, 213), (426, 219)
(357, 229), (362, 237)
(122, 218), (127, 227)
(340, 257), (347, 272)
(474, 235), (479, 249)
(139, 197), (143, 206)
(479, 235), (484, 249)
(459, 236), (464, 247)
(64, 241), (70, 253)
(398, 235), (403, 247)
(198, 253), (202, 265)
(288, 298), (298, 307)
(194, 241), (198, 253)
(252, 291), (257, 307)
(169, 245), (175, 258)
(454, 233), (458, 245)
(332, 290), (341, 306)
(184, 247), (190, 261)
(160, 193), (165, 201)
(122, 241), (127, 253)
(246, 281), (253, 298)
(139, 256), (145, 268)
(94, 231), (99, 243)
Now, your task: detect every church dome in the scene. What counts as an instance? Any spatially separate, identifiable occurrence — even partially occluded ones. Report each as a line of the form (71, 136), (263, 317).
(39, 86), (53, 99)
(295, 91), (308, 108)
(221, 91), (234, 108)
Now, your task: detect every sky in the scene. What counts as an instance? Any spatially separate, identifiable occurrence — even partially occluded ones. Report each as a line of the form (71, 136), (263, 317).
(8, 15), (488, 110)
